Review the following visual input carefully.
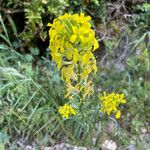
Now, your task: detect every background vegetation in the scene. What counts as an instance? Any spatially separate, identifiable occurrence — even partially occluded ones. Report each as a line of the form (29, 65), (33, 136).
(0, 0), (150, 149)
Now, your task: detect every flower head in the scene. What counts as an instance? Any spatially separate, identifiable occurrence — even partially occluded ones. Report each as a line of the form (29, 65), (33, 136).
(58, 104), (76, 118)
(99, 92), (126, 119)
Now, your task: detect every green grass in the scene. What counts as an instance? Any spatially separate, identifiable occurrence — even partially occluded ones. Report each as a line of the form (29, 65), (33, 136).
(0, 48), (101, 149)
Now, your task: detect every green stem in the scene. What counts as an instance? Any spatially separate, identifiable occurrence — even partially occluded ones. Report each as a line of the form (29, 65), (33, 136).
(77, 61), (84, 119)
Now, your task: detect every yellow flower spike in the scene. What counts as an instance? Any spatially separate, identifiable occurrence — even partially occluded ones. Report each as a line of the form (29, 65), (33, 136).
(48, 13), (99, 98)
(100, 92), (126, 119)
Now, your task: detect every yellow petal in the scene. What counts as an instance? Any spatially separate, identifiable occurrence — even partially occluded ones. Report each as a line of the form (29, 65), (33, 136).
(122, 99), (126, 103)
(70, 34), (77, 43)
(93, 40), (99, 50)
(72, 26), (78, 33)
(47, 23), (52, 27)
(73, 48), (79, 61)
(115, 111), (121, 119)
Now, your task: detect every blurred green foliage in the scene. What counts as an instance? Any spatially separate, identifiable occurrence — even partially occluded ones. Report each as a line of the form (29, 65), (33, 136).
(133, 3), (150, 31)
(0, 48), (65, 148)
(22, 0), (68, 43)
(1, 0), (68, 51)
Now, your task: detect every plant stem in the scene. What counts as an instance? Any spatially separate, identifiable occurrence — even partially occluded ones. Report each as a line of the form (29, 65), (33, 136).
(77, 61), (84, 119)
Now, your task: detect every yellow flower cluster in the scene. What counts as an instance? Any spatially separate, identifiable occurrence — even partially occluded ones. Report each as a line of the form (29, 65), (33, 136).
(48, 13), (99, 99)
(100, 92), (126, 119)
(58, 104), (76, 118)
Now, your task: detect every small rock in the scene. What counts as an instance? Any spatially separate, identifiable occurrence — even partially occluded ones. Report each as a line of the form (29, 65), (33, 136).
(92, 137), (96, 145)
(128, 140), (136, 150)
(42, 143), (87, 150)
(41, 147), (52, 150)
(141, 127), (147, 134)
(25, 145), (33, 150)
(101, 140), (117, 150)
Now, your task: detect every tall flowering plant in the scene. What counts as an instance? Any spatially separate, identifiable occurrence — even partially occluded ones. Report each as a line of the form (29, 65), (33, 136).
(47, 13), (126, 119)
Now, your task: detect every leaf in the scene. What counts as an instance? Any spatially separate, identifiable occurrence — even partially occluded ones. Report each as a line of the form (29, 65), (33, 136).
(0, 144), (4, 150)
(0, 44), (9, 50)
(7, 15), (17, 36)
(24, 54), (33, 62)
(30, 47), (40, 56)
(0, 34), (11, 46)
(0, 132), (8, 143)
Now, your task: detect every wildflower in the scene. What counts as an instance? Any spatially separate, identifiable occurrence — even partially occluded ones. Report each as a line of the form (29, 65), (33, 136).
(99, 92), (126, 119)
(47, 13), (99, 99)
(58, 104), (76, 118)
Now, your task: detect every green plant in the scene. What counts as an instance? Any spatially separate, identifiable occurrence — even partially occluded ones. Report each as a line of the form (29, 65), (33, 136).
(46, 13), (129, 150)
(0, 0), (68, 54)
(0, 23), (68, 147)
(0, 47), (63, 141)
(133, 3), (150, 31)
(22, 0), (68, 43)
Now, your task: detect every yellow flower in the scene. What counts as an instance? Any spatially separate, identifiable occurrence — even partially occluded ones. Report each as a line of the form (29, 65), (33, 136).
(58, 104), (76, 118)
(47, 13), (99, 99)
(100, 92), (126, 119)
